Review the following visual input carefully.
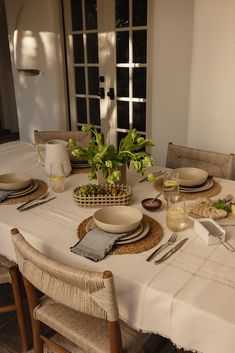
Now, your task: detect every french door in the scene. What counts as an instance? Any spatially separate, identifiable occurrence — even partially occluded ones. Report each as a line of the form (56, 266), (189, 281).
(63, 0), (149, 147)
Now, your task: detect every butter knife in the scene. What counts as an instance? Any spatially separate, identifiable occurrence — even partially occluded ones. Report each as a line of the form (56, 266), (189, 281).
(18, 197), (56, 211)
(154, 238), (188, 264)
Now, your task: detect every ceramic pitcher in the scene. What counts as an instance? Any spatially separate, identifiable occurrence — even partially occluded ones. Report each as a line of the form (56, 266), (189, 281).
(36, 139), (71, 177)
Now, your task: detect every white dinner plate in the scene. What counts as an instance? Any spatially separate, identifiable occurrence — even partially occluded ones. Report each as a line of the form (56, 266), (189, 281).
(116, 218), (150, 244)
(0, 173), (32, 191)
(179, 178), (213, 193)
(7, 180), (39, 198)
(85, 217), (150, 245)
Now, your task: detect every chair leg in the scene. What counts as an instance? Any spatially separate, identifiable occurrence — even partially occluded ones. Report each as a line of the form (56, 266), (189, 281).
(9, 266), (28, 352)
(23, 276), (43, 353)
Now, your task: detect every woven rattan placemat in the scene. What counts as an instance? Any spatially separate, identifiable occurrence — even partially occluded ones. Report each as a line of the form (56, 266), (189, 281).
(1, 179), (48, 205)
(77, 214), (163, 255)
(154, 177), (221, 201)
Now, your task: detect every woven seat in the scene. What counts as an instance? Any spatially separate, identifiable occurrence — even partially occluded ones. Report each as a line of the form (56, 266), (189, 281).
(166, 142), (234, 179)
(0, 255), (28, 352)
(34, 130), (90, 146)
(11, 228), (151, 353)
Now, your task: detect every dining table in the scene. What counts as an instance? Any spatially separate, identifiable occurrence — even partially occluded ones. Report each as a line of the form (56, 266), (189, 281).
(1, 140), (235, 353)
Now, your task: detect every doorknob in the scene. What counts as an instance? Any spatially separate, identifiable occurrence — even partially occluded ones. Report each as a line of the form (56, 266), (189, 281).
(107, 88), (115, 100)
(99, 87), (105, 99)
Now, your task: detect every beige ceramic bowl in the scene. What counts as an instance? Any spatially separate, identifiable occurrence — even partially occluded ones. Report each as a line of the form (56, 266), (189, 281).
(174, 167), (208, 187)
(0, 173), (32, 191)
(93, 206), (143, 233)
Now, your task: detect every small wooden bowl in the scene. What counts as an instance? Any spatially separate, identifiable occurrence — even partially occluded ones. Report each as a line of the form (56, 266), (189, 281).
(141, 198), (162, 211)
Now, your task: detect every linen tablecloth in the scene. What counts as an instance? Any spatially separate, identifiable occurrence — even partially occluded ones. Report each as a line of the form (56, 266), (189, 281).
(1, 140), (235, 353)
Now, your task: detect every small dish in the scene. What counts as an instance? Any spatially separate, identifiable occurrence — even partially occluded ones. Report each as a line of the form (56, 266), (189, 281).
(93, 205), (143, 233)
(141, 198), (162, 211)
(0, 173), (32, 191)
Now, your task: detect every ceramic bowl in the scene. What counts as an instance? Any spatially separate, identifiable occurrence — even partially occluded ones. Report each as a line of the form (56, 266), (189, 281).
(0, 173), (32, 191)
(174, 167), (208, 187)
(93, 206), (143, 233)
(141, 198), (162, 211)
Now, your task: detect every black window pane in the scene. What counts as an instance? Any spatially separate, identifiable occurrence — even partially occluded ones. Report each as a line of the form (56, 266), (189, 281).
(87, 33), (98, 63)
(89, 98), (100, 125)
(133, 30), (147, 63)
(88, 67), (99, 95)
(116, 68), (129, 97)
(71, 0), (83, 30)
(117, 101), (129, 129)
(133, 102), (146, 131)
(133, 0), (147, 26)
(116, 31), (129, 63)
(117, 131), (128, 148)
(115, 0), (129, 28)
(133, 68), (146, 98)
(85, 0), (97, 30)
(73, 35), (84, 64)
(76, 98), (87, 124)
(75, 67), (85, 94)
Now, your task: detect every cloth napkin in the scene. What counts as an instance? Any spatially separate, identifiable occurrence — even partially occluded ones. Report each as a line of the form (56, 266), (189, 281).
(0, 190), (12, 202)
(70, 227), (128, 261)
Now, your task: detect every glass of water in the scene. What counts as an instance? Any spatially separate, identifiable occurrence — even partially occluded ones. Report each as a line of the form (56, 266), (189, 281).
(50, 162), (65, 193)
(163, 171), (179, 201)
(166, 195), (186, 232)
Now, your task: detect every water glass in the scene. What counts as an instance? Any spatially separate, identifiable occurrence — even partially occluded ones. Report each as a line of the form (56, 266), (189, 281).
(163, 171), (179, 200)
(50, 162), (65, 193)
(166, 195), (186, 232)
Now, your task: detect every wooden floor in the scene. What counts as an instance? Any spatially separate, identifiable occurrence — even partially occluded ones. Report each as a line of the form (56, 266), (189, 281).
(0, 283), (195, 353)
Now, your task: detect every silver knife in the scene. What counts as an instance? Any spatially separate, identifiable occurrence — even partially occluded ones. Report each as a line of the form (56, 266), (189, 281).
(18, 197), (56, 211)
(154, 238), (188, 264)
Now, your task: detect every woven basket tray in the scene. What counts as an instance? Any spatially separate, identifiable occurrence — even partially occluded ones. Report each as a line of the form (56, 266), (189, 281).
(73, 183), (133, 207)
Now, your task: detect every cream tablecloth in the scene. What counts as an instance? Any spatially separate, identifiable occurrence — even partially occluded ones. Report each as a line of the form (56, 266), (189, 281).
(1, 141), (235, 353)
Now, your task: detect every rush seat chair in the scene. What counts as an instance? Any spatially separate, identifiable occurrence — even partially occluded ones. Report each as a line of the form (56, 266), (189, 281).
(11, 228), (151, 353)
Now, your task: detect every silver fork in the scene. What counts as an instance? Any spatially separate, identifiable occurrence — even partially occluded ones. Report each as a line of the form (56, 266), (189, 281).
(146, 232), (178, 262)
(17, 190), (50, 210)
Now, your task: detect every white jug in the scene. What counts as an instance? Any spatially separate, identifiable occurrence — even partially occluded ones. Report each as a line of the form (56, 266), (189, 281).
(36, 140), (72, 177)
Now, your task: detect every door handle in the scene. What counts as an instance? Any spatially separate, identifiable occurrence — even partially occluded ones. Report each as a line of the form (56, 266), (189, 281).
(99, 87), (105, 99)
(107, 88), (115, 100)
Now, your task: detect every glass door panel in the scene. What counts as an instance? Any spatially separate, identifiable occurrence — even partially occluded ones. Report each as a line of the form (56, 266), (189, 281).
(63, 0), (149, 144)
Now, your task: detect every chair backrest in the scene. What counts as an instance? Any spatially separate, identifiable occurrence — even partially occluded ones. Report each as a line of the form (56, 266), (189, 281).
(166, 142), (234, 179)
(11, 229), (119, 322)
(34, 130), (90, 147)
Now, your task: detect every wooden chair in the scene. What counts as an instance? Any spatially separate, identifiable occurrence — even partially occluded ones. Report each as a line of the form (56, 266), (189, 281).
(34, 129), (90, 146)
(11, 228), (151, 353)
(166, 142), (234, 179)
(0, 255), (28, 352)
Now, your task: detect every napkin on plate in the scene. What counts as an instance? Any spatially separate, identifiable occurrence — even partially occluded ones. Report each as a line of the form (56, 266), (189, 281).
(0, 190), (13, 202)
(70, 227), (128, 261)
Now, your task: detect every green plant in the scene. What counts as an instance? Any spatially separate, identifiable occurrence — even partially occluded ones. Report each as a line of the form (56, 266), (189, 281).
(68, 125), (156, 184)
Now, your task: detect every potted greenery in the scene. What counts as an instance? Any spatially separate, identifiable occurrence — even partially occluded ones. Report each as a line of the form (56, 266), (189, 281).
(68, 125), (156, 184)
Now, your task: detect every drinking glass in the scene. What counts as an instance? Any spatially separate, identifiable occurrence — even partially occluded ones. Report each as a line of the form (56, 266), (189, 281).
(166, 195), (186, 232)
(163, 171), (179, 200)
(50, 162), (65, 193)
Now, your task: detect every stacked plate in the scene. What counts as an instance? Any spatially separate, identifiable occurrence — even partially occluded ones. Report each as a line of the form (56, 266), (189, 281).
(86, 206), (150, 245)
(71, 159), (90, 169)
(0, 173), (38, 198)
(173, 167), (213, 193)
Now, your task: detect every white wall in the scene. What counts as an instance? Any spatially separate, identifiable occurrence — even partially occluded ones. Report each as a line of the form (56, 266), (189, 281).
(188, 0), (235, 155)
(5, 0), (68, 143)
(149, 0), (193, 166)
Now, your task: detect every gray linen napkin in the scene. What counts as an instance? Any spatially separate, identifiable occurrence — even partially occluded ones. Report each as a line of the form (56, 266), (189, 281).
(0, 190), (12, 202)
(70, 227), (127, 261)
